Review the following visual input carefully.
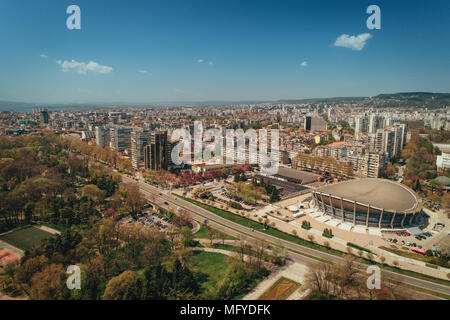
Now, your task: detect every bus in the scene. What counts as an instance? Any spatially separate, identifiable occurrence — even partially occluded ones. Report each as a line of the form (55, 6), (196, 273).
(410, 247), (426, 255)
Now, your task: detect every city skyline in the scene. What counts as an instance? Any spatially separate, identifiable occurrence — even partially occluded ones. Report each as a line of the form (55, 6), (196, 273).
(0, 0), (449, 104)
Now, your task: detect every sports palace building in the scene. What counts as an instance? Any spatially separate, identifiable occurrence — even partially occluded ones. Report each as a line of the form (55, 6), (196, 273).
(312, 178), (423, 229)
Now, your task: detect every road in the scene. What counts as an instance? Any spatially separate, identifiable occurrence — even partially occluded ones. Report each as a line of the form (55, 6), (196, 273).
(121, 175), (450, 298)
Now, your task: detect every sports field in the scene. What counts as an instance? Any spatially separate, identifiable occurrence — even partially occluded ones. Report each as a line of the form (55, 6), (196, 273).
(0, 226), (54, 251)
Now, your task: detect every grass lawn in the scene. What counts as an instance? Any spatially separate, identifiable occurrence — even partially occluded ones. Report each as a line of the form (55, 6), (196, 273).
(193, 251), (231, 294)
(0, 226), (54, 251)
(258, 277), (301, 300)
(194, 224), (236, 240)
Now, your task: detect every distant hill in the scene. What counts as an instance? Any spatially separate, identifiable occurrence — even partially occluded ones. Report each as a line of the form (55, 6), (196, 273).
(0, 100), (35, 112)
(373, 92), (450, 102)
(275, 97), (367, 104)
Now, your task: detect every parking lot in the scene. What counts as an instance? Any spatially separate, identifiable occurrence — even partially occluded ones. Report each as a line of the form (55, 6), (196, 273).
(119, 209), (173, 234)
(383, 222), (447, 252)
(384, 230), (435, 250)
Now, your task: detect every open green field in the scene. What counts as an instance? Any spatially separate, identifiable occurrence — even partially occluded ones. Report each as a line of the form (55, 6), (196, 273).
(193, 251), (231, 293)
(0, 226), (54, 251)
(192, 250), (266, 299)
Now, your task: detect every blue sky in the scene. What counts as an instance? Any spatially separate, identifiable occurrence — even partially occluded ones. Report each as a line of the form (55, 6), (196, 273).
(0, 0), (449, 103)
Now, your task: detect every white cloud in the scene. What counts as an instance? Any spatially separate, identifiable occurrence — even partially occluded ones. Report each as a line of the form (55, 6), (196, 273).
(174, 88), (184, 94)
(138, 69), (149, 74)
(300, 61), (308, 67)
(40, 54), (48, 59)
(197, 59), (213, 65)
(57, 59), (113, 74)
(334, 33), (373, 51)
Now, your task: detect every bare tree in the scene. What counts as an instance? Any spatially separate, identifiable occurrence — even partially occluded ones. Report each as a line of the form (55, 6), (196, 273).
(334, 257), (359, 299)
(218, 231), (227, 245)
(383, 275), (401, 300)
(207, 228), (218, 246)
(252, 239), (268, 269)
(304, 262), (333, 295)
(270, 241), (287, 265)
(233, 235), (248, 262)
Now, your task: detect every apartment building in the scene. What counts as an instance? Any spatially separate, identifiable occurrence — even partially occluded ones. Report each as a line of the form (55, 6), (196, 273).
(109, 126), (133, 152)
(95, 126), (110, 147)
(144, 131), (173, 171)
(131, 129), (152, 170)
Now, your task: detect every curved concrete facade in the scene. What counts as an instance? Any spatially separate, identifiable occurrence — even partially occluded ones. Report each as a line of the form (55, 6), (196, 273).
(312, 178), (422, 229)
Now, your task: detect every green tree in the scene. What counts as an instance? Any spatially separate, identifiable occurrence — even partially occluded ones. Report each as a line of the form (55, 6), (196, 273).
(180, 226), (194, 247)
(81, 184), (106, 204)
(102, 270), (143, 300)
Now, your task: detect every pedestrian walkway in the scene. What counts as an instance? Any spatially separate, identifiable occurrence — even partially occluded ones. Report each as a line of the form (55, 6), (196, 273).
(191, 220), (201, 234)
(242, 262), (310, 300)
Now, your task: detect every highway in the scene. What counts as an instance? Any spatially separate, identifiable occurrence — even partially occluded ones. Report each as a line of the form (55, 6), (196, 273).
(122, 175), (450, 298)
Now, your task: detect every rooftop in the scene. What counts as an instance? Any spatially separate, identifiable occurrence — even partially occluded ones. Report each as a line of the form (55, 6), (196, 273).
(315, 178), (421, 213)
(275, 167), (320, 184)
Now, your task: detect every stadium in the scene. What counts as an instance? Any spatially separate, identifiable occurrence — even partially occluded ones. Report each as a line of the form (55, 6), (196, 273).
(312, 178), (423, 229)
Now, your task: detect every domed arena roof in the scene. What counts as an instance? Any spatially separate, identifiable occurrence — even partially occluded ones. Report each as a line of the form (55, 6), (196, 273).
(315, 178), (421, 213)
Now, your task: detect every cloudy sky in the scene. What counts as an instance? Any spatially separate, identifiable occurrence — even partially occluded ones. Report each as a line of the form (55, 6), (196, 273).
(0, 0), (449, 103)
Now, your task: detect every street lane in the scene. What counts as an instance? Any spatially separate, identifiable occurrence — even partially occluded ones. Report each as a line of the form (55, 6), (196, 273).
(122, 175), (450, 297)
